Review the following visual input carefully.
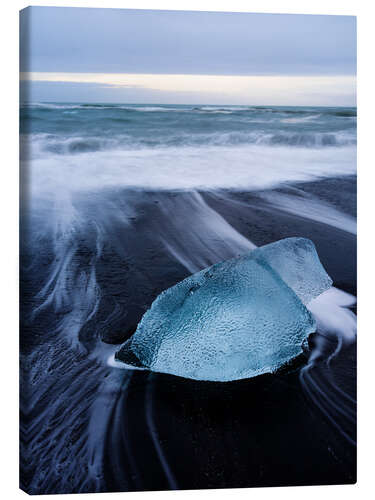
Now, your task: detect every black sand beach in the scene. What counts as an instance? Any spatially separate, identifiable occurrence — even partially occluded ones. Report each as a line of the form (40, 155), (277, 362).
(20, 176), (356, 493)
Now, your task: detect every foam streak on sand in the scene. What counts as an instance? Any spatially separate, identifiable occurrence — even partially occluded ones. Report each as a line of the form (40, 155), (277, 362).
(301, 287), (357, 445)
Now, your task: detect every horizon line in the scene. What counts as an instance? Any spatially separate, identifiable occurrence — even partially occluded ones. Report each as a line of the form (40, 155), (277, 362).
(20, 99), (357, 109)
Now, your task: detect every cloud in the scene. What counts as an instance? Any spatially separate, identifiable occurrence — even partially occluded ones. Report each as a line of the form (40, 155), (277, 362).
(20, 8), (356, 105)
(20, 8), (356, 77)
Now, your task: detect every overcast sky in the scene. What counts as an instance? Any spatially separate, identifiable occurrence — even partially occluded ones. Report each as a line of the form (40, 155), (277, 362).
(20, 7), (356, 105)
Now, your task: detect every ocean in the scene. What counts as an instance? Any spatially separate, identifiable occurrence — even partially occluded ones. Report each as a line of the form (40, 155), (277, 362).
(20, 103), (357, 493)
(20, 103), (356, 191)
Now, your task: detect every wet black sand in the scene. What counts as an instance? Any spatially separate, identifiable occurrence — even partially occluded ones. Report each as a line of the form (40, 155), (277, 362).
(20, 176), (356, 493)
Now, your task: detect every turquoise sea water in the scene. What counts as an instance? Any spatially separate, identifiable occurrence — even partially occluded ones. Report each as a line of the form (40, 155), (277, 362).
(20, 103), (356, 192)
(21, 103), (356, 147)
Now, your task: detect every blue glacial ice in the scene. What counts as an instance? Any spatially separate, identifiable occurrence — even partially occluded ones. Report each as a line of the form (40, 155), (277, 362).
(115, 238), (332, 381)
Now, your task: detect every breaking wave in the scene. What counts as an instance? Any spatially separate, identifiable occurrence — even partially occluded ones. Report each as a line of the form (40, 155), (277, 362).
(21, 130), (356, 157)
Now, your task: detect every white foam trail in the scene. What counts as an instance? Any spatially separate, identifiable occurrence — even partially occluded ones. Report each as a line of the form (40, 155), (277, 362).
(259, 191), (357, 235)
(155, 191), (256, 273)
(145, 374), (178, 490)
(281, 114), (320, 123)
(300, 287), (357, 445)
(308, 287), (357, 344)
(22, 141), (356, 197)
(29, 192), (103, 348)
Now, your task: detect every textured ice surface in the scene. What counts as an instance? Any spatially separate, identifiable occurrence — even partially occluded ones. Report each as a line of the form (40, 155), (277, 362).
(115, 238), (332, 381)
(251, 237), (333, 305)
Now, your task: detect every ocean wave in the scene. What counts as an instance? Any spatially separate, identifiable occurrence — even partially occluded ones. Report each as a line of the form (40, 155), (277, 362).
(21, 103), (189, 113)
(21, 102), (357, 117)
(192, 106), (249, 114)
(128, 106), (183, 112)
(327, 110), (357, 117)
(21, 134), (127, 156)
(21, 140), (356, 197)
(256, 131), (356, 147)
(21, 130), (357, 158)
(22, 102), (88, 110)
(280, 114), (321, 124)
(182, 131), (356, 148)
